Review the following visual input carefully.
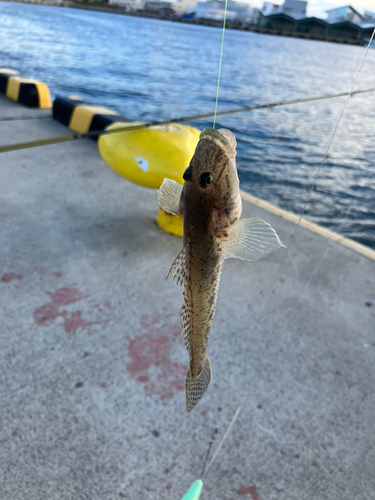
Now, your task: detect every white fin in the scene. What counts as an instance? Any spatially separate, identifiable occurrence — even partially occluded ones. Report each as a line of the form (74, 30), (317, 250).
(167, 244), (190, 286)
(157, 178), (183, 216)
(220, 218), (284, 261)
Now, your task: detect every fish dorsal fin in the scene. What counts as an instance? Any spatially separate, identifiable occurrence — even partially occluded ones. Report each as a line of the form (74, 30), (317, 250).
(167, 243), (190, 286)
(219, 218), (284, 261)
(157, 178), (183, 216)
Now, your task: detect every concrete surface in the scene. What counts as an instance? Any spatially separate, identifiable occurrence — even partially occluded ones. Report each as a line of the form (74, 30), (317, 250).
(0, 95), (374, 500)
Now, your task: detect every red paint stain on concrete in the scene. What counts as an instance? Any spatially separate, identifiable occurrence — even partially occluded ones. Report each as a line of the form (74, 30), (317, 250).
(232, 467), (241, 475)
(1, 273), (23, 283)
(47, 287), (88, 306)
(128, 334), (170, 374)
(54, 272), (63, 278)
(34, 303), (64, 326)
(238, 486), (259, 500)
(166, 483), (172, 491)
(101, 382), (107, 389)
(34, 287), (107, 335)
(127, 308), (187, 404)
(143, 362), (186, 403)
(62, 310), (105, 334)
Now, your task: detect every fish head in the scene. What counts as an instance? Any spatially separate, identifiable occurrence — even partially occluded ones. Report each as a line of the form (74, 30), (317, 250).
(183, 128), (242, 237)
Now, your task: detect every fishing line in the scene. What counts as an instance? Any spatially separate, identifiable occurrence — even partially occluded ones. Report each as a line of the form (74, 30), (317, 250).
(273, 28), (375, 292)
(212, 0), (228, 130)
(288, 166), (375, 315)
(3, 90), (375, 154)
(200, 426), (219, 478)
(201, 406), (241, 481)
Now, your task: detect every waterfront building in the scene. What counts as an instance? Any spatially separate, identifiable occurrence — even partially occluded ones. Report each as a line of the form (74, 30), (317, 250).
(257, 0), (307, 29)
(257, 2), (375, 43)
(189, 0), (256, 22)
(325, 5), (363, 24)
(258, 12), (297, 31)
(144, 0), (175, 13)
(281, 0), (306, 16)
(294, 16), (327, 36)
(260, 2), (280, 16)
(363, 10), (375, 21)
(259, 0), (306, 18)
(171, 0), (197, 15)
(188, 0), (235, 21)
(108, 0), (144, 9)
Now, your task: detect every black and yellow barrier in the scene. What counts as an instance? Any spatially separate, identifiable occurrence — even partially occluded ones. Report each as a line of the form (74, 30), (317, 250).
(53, 96), (130, 137)
(0, 68), (51, 108)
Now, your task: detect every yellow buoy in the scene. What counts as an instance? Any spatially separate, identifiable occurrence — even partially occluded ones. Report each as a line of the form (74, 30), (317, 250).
(98, 122), (200, 236)
(156, 207), (183, 236)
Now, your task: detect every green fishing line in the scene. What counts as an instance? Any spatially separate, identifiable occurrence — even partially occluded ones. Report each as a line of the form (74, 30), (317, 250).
(213, 0), (228, 130)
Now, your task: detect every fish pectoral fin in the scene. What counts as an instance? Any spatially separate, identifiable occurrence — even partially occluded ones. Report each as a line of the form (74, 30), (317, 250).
(186, 353), (212, 413)
(219, 218), (285, 261)
(157, 178), (183, 216)
(167, 243), (190, 286)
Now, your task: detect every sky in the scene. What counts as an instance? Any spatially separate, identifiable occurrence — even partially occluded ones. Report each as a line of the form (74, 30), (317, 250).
(249, 0), (375, 18)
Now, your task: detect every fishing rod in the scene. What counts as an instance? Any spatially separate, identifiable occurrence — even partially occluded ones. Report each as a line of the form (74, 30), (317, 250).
(1, 88), (375, 154)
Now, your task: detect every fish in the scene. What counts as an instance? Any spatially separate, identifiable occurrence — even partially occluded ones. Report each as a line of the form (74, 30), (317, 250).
(158, 128), (284, 412)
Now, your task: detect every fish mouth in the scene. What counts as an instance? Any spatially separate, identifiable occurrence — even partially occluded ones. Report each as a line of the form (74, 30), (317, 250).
(200, 128), (237, 155)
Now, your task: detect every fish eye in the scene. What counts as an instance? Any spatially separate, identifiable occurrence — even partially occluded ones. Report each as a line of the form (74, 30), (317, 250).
(198, 172), (214, 189)
(183, 167), (192, 182)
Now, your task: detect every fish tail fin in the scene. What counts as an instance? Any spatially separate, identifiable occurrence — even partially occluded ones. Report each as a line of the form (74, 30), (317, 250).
(186, 353), (212, 413)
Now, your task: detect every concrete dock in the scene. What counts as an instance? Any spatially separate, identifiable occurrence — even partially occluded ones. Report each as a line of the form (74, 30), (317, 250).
(1, 95), (374, 500)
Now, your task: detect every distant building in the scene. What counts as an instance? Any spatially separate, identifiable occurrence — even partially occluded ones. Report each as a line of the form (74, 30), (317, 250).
(144, 0), (174, 13)
(259, 0), (306, 18)
(257, 2), (375, 42)
(189, 1), (231, 20)
(261, 2), (280, 16)
(363, 10), (375, 21)
(189, 0), (256, 21)
(295, 16), (326, 35)
(325, 5), (363, 24)
(281, 0), (306, 17)
(171, 0), (197, 15)
(258, 12), (296, 31)
(258, 0), (307, 31)
(108, 0), (144, 9)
